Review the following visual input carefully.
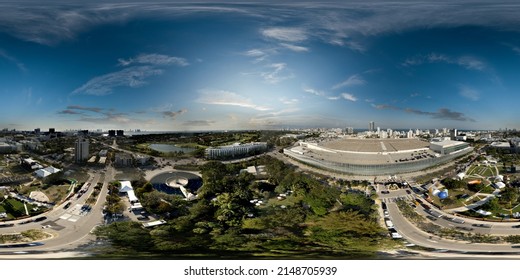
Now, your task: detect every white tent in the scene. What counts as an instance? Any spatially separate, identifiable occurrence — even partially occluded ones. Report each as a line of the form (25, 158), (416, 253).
(119, 180), (133, 193)
(494, 182), (506, 189)
(127, 190), (139, 203)
(34, 169), (51, 178)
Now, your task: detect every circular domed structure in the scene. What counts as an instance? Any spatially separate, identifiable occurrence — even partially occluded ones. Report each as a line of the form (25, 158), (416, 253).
(438, 191), (448, 199)
(150, 171), (202, 197)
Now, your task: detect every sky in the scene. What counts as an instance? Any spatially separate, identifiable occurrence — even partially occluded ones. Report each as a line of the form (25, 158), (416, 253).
(0, 1), (519, 131)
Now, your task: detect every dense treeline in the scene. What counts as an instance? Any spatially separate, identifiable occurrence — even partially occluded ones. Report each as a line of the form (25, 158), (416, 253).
(94, 156), (393, 258)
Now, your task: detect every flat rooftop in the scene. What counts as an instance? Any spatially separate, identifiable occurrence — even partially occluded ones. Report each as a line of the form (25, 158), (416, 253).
(320, 138), (429, 153)
(291, 145), (437, 165)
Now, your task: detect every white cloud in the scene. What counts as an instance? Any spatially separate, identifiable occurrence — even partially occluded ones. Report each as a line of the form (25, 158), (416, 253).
(71, 66), (163, 96)
(261, 27), (307, 42)
(341, 93), (357, 102)
(332, 74), (366, 89)
(457, 56), (485, 71)
(244, 49), (267, 57)
(303, 86), (325, 96)
(197, 89), (272, 111)
(118, 53), (189, 67)
(328, 93), (358, 102)
(279, 43), (309, 52)
(458, 85), (480, 101)
(402, 53), (486, 71)
(280, 98), (299, 105)
(261, 63), (294, 84)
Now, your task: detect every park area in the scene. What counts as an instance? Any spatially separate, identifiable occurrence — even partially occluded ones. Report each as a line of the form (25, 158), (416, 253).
(428, 161), (520, 220)
(0, 197), (45, 220)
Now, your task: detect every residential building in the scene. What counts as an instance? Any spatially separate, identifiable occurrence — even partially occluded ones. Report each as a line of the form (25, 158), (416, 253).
(75, 137), (90, 162)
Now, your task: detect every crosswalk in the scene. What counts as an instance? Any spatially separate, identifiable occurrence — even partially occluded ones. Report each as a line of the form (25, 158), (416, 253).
(59, 204), (87, 223)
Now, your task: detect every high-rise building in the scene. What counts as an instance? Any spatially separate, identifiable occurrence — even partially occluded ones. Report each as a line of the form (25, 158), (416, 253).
(75, 137), (89, 163)
(108, 130), (116, 137)
(369, 121), (375, 132)
(116, 130), (124, 137)
(450, 129), (458, 140)
(49, 128), (55, 133)
(34, 128), (40, 134)
(345, 127), (354, 134)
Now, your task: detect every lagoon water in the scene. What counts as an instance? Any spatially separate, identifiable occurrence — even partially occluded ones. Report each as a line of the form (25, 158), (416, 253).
(149, 144), (195, 153)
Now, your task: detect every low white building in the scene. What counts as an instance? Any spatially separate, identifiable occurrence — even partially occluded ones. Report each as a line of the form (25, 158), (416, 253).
(34, 166), (61, 178)
(205, 142), (268, 159)
(119, 180), (140, 204)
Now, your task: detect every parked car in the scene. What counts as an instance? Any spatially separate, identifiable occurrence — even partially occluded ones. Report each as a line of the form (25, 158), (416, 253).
(472, 223), (492, 228)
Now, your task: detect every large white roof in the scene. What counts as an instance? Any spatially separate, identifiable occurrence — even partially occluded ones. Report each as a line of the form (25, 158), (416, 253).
(119, 180), (133, 192)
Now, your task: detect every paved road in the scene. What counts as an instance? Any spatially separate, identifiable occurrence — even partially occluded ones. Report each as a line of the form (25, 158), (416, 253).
(0, 166), (114, 254)
(381, 189), (520, 253)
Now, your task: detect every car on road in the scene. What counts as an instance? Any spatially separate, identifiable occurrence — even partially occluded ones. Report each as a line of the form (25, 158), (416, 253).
(385, 218), (394, 229)
(455, 226), (473, 231)
(381, 190), (390, 194)
(428, 210), (443, 218)
(0, 223), (14, 228)
(405, 190), (411, 194)
(64, 202), (72, 209)
(451, 217), (465, 224)
(381, 202), (387, 210)
(33, 216), (47, 222)
(383, 210), (389, 217)
(472, 223), (492, 228)
(512, 225), (520, 228)
(41, 225), (52, 229)
(426, 216), (437, 221)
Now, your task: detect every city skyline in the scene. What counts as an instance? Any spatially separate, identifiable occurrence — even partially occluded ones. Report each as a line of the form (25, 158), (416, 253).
(1, 1), (520, 131)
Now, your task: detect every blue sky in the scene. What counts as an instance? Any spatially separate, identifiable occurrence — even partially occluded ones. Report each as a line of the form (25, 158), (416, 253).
(0, 1), (519, 131)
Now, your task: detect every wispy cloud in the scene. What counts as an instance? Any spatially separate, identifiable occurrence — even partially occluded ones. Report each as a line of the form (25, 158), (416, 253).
(373, 103), (475, 122)
(280, 98), (299, 105)
(279, 43), (309, 52)
(57, 109), (84, 115)
(71, 66), (163, 96)
(118, 53), (188, 67)
(332, 74), (366, 89)
(73, 53), (188, 96)
(197, 89), (271, 111)
(0, 49), (26, 72)
(261, 63), (294, 84)
(303, 86), (325, 96)
(511, 45), (520, 55)
(3, 2), (520, 49)
(327, 93), (357, 102)
(458, 85), (480, 101)
(457, 56), (485, 71)
(261, 27), (307, 42)
(67, 105), (104, 113)
(162, 109), (188, 119)
(402, 53), (486, 71)
(340, 93), (357, 102)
